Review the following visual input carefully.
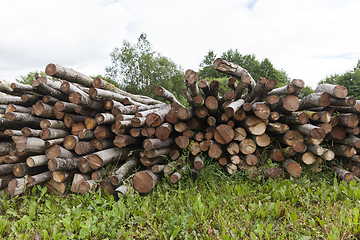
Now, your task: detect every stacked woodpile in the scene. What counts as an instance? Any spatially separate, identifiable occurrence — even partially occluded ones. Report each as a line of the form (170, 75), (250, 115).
(0, 58), (358, 197)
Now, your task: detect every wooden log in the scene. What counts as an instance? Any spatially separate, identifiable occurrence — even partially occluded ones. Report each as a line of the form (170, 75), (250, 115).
(251, 102), (270, 120)
(280, 111), (309, 125)
(16, 137), (46, 153)
(264, 167), (283, 179)
(145, 104), (171, 127)
(5, 104), (32, 114)
(26, 155), (48, 167)
(169, 166), (187, 184)
(0, 173), (15, 190)
(213, 58), (255, 91)
(70, 173), (91, 193)
(298, 92), (331, 110)
(74, 105), (98, 117)
(45, 63), (93, 87)
(322, 148), (335, 161)
(284, 158), (302, 177)
(239, 139), (256, 155)
(334, 134), (360, 148)
(227, 142), (240, 155)
(269, 94), (299, 113)
(63, 135), (79, 150)
(209, 80), (221, 100)
(345, 127), (360, 135)
(241, 115), (268, 136)
(255, 133), (271, 147)
(45, 138), (65, 148)
(4, 155), (27, 164)
(316, 84), (347, 98)
(175, 135), (190, 149)
(330, 96), (356, 107)
(276, 130), (304, 146)
(291, 124), (326, 139)
(113, 135), (141, 148)
(143, 138), (174, 151)
(140, 126), (155, 138)
(271, 149), (284, 162)
(53, 110), (65, 120)
(330, 103), (360, 114)
(268, 84), (295, 96)
(336, 113), (359, 128)
(5, 112), (43, 125)
(331, 166), (354, 182)
(52, 169), (78, 183)
(64, 113), (87, 128)
(74, 141), (97, 155)
(42, 95), (59, 105)
(214, 124), (234, 145)
(32, 79), (68, 101)
(46, 144), (77, 160)
(78, 129), (94, 140)
(225, 99), (245, 117)
(32, 101), (55, 118)
(4, 129), (23, 137)
(40, 128), (69, 140)
(88, 147), (133, 170)
(252, 79), (277, 102)
(155, 122), (173, 140)
(21, 127), (41, 137)
(140, 156), (165, 167)
(27, 171), (51, 187)
(78, 180), (97, 194)
(130, 128), (142, 138)
(20, 94), (44, 106)
(0, 163), (15, 175)
(329, 125), (346, 140)
(133, 170), (160, 194)
(8, 177), (25, 197)
(300, 152), (316, 165)
(110, 158), (139, 186)
(307, 145), (324, 156)
(290, 79), (305, 96)
(40, 119), (66, 130)
(91, 139), (114, 151)
(94, 125), (116, 140)
(332, 144), (356, 158)
(154, 86), (184, 108)
(78, 156), (92, 173)
(195, 106), (208, 121)
(13, 163), (48, 178)
(208, 142), (222, 159)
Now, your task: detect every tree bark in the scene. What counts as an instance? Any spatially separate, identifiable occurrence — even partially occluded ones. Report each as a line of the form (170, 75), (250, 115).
(71, 173), (91, 193)
(26, 155), (48, 167)
(16, 137), (47, 154)
(298, 92), (331, 110)
(46, 144), (77, 160)
(113, 135), (142, 148)
(316, 84), (348, 99)
(13, 163), (48, 178)
(110, 158), (139, 186)
(88, 147), (133, 170)
(74, 141), (97, 155)
(331, 166), (354, 182)
(27, 171), (52, 187)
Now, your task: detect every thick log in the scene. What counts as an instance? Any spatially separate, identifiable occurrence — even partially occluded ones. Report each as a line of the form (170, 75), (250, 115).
(42, 95), (59, 105)
(52, 169), (78, 183)
(26, 155), (48, 167)
(74, 141), (97, 155)
(307, 145), (324, 156)
(270, 94), (299, 113)
(225, 163), (238, 175)
(252, 79), (277, 102)
(225, 99), (245, 117)
(45, 63), (93, 88)
(336, 113), (359, 128)
(145, 105), (171, 127)
(32, 79), (68, 101)
(277, 130), (304, 146)
(0, 142), (16, 156)
(280, 111), (309, 125)
(213, 58), (256, 91)
(91, 139), (114, 151)
(143, 138), (174, 151)
(331, 166), (354, 182)
(169, 166), (187, 184)
(239, 139), (257, 155)
(8, 177), (25, 197)
(330, 103), (360, 114)
(110, 158), (139, 186)
(113, 135), (142, 148)
(209, 80), (221, 100)
(264, 167), (283, 179)
(241, 115), (268, 136)
(69, 91), (103, 110)
(21, 94), (44, 106)
(129, 128), (142, 138)
(244, 77), (267, 102)
(0, 163), (15, 175)
(300, 152), (316, 165)
(0, 173), (15, 190)
(74, 105), (98, 117)
(284, 158), (302, 178)
(154, 86), (185, 108)
(255, 133), (271, 147)
(207, 115), (217, 126)
(13, 163), (48, 178)
(40, 119), (66, 130)
(322, 148), (335, 161)
(16, 137), (47, 153)
(227, 142), (240, 155)
(345, 127), (360, 135)
(5, 104), (32, 114)
(290, 79), (305, 96)
(78, 129), (94, 140)
(4, 129), (22, 137)
(71, 122), (85, 136)
(5, 112), (43, 125)
(130, 117), (146, 128)
(63, 135), (79, 150)
(268, 84), (295, 96)
(27, 171), (52, 187)
(330, 97), (356, 106)
(84, 117), (97, 131)
(21, 127), (41, 137)
(245, 154), (258, 166)
(334, 134), (360, 148)
(94, 125), (116, 140)
(32, 101), (54, 118)
(175, 135), (190, 149)
(298, 92), (331, 110)
(165, 107), (178, 124)
(53, 101), (77, 113)
(45, 138), (64, 148)
(332, 144), (356, 158)
(71, 173), (91, 193)
(78, 156), (92, 173)
(46, 145), (77, 160)
(78, 180), (97, 194)
(195, 106), (208, 121)
(40, 128), (69, 140)
(155, 123), (173, 140)
(316, 84), (347, 98)
(329, 125), (346, 140)
(53, 110), (65, 120)
(251, 102), (270, 120)
(291, 124), (326, 139)
(133, 170), (160, 194)
(214, 124), (234, 145)
(88, 147), (133, 170)
(64, 114), (87, 128)
(48, 157), (79, 172)
(140, 126), (155, 138)
(184, 69), (201, 97)
(141, 156), (165, 167)
(271, 149), (284, 162)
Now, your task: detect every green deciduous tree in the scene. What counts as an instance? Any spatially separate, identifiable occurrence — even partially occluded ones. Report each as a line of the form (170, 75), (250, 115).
(198, 49), (290, 88)
(16, 71), (47, 85)
(105, 33), (186, 104)
(319, 60), (360, 99)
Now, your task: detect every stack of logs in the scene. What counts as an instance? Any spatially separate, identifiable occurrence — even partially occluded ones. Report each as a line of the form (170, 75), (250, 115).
(0, 58), (359, 197)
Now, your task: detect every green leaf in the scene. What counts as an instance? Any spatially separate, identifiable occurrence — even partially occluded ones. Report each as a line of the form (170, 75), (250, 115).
(170, 226), (181, 240)
(29, 200), (37, 219)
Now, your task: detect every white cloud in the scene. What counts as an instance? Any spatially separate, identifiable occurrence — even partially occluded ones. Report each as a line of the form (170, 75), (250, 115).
(1, 0), (359, 90)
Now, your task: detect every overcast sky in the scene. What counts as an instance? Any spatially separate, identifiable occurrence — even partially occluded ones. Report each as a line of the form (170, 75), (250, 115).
(1, 0), (359, 89)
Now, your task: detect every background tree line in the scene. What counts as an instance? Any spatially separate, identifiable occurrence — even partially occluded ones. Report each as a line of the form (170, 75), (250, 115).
(17, 33), (360, 103)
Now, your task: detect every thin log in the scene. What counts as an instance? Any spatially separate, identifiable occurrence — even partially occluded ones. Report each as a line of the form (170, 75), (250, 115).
(332, 144), (356, 158)
(91, 139), (114, 151)
(113, 135), (142, 148)
(330, 166), (354, 182)
(75, 141), (97, 155)
(110, 158), (139, 186)
(26, 155), (48, 167)
(284, 158), (302, 178)
(13, 163), (48, 178)
(154, 86), (185, 108)
(291, 124), (326, 139)
(27, 171), (52, 187)
(88, 147), (133, 170)
(71, 173), (91, 193)
(16, 137), (47, 153)
(8, 177), (25, 197)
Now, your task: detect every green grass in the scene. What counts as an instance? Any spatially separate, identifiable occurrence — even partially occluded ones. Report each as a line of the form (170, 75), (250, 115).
(1, 161), (360, 239)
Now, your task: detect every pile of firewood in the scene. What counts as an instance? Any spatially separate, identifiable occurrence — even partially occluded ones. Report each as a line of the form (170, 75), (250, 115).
(0, 58), (358, 197)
